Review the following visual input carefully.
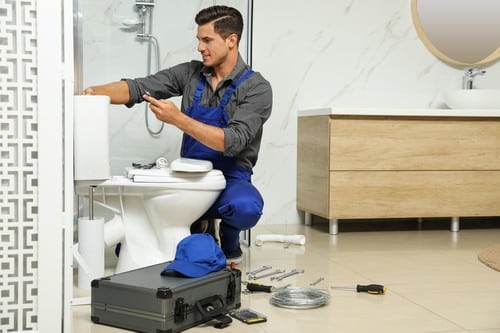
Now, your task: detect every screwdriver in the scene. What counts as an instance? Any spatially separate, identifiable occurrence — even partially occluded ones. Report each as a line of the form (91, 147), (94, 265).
(330, 284), (387, 295)
(243, 281), (273, 293)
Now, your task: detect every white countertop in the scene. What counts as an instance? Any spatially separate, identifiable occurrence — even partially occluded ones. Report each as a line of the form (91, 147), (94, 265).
(297, 107), (500, 117)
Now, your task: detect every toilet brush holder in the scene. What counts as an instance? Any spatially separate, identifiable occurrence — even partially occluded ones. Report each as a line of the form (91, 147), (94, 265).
(74, 185), (105, 290)
(75, 216), (104, 290)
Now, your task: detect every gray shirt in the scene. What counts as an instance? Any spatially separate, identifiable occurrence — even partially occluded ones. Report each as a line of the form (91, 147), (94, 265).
(122, 55), (272, 171)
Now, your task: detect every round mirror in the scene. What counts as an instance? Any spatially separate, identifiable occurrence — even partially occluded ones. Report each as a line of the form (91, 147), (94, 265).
(411, 0), (500, 66)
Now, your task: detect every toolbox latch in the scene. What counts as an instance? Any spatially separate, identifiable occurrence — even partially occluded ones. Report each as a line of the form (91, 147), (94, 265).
(174, 298), (189, 323)
(226, 270), (237, 304)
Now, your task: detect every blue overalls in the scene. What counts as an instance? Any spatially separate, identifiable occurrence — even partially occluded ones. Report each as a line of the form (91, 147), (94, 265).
(181, 70), (263, 254)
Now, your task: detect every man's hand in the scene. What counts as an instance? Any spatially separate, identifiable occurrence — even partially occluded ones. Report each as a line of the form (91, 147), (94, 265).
(81, 81), (130, 104)
(143, 94), (182, 125)
(83, 87), (95, 95)
(143, 93), (225, 152)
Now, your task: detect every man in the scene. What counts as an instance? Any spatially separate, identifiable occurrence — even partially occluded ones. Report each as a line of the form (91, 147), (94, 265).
(83, 6), (272, 263)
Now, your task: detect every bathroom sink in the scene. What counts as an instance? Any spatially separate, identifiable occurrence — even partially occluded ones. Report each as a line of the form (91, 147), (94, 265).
(443, 89), (500, 109)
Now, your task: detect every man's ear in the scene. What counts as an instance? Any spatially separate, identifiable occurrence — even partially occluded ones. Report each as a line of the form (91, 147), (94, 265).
(227, 33), (238, 49)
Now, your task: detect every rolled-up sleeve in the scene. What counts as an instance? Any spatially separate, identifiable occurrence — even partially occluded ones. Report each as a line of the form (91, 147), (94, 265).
(223, 76), (273, 157)
(121, 62), (196, 108)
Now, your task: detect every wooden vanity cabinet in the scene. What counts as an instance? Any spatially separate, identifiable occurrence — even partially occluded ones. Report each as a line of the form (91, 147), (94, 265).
(297, 114), (500, 233)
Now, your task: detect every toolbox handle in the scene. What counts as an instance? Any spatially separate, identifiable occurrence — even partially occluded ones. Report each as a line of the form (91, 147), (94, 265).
(195, 295), (226, 319)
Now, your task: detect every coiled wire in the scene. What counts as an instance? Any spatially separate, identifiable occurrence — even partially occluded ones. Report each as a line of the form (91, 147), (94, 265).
(270, 287), (330, 309)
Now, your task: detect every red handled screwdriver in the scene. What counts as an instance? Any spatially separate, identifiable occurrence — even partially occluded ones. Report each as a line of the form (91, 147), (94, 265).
(331, 284), (387, 295)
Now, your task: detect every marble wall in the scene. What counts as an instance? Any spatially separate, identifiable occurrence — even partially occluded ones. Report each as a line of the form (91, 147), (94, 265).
(79, 0), (500, 225)
(80, 0), (248, 173)
(251, 0), (500, 225)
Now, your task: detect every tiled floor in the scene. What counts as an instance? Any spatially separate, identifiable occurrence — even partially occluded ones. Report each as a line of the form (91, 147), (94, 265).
(72, 222), (500, 333)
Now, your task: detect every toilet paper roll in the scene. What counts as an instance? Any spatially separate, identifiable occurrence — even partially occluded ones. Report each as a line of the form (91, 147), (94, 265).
(76, 216), (105, 290)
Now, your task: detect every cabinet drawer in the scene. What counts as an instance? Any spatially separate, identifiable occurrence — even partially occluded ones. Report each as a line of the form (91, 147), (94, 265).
(329, 117), (500, 171)
(329, 170), (500, 218)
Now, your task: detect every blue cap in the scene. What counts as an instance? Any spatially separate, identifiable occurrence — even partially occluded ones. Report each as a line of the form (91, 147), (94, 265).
(161, 234), (226, 278)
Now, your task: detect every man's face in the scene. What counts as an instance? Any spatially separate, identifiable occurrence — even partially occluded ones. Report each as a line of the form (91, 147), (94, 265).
(197, 22), (230, 68)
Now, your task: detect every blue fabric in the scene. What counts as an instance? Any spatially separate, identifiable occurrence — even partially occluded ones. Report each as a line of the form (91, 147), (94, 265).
(181, 70), (254, 172)
(199, 176), (263, 254)
(181, 70), (262, 254)
(161, 234), (226, 278)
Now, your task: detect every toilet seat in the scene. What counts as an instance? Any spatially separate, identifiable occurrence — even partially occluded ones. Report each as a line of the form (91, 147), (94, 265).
(125, 167), (225, 189)
(127, 167), (223, 183)
(75, 169), (226, 196)
(121, 157), (226, 192)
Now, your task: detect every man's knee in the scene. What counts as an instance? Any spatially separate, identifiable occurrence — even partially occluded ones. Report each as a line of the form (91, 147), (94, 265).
(236, 199), (263, 227)
(220, 197), (263, 228)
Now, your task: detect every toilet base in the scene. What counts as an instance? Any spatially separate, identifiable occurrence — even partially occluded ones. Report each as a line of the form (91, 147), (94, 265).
(114, 227), (191, 274)
(114, 240), (165, 274)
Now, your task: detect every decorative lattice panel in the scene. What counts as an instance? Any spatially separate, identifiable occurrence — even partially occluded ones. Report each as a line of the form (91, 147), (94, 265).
(0, 0), (38, 332)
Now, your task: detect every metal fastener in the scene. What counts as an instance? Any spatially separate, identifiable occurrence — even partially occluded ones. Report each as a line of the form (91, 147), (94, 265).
(271, 269), (305, 281)
(251, 269), (285, 280)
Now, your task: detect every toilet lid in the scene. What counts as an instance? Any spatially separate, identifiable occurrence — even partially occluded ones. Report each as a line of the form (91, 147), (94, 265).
(170, 157), (213, 172)
(127, 167), (224, 184)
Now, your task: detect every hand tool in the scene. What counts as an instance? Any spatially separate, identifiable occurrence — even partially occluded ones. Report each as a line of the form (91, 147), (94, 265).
(330, 284), (386, 295)
(242, 281), (291, 293)
(270, 268), (305, 281)
(250, 269), (284, 280)
(242, 281), (273, 293)
(246, 265), (272, 277)
(309, 277), (324, 286)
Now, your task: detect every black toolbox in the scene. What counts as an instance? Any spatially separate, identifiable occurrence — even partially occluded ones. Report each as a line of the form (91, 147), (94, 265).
(90, 262), (241, 332)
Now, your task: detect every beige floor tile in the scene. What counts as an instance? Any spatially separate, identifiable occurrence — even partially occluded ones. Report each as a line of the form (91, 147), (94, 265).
(71, 223), (500, 333)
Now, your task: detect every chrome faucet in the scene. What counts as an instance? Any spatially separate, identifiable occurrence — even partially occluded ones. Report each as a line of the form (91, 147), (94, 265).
(463, 67), (486, 89)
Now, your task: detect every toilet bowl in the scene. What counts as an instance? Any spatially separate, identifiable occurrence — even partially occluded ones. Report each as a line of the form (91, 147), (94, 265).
(75, 167), (225, 274)
(73, 96), (225, 274)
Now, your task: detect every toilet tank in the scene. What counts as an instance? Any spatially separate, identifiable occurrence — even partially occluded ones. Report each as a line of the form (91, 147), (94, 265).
(73, 95), (111, 181)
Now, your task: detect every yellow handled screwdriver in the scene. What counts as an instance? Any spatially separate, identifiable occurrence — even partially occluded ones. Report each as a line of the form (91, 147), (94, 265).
(331, 284), (387, 295)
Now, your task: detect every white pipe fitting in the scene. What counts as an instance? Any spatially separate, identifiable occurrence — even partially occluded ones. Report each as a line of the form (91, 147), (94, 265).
(255, 234), (306, 246)
(104, 214), (125, 247)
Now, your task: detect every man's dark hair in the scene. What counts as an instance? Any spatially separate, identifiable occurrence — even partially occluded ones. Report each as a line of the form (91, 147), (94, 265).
(195, 6), (243, 45)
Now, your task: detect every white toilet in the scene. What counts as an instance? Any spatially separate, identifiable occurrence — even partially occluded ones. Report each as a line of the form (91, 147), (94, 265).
(73, 96), (226, 274)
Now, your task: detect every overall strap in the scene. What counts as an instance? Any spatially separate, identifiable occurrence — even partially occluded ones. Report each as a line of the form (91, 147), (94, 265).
(219, 69), (254, 108)
(192, 76), (206, 106)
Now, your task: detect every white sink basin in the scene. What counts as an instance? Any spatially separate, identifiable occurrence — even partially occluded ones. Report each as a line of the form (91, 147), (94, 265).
(443, 89), (500, 109)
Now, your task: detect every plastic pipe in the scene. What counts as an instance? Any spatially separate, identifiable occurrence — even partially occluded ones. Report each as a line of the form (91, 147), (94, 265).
(255, 234), (306, 246)
(103, 214), (125, 247)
